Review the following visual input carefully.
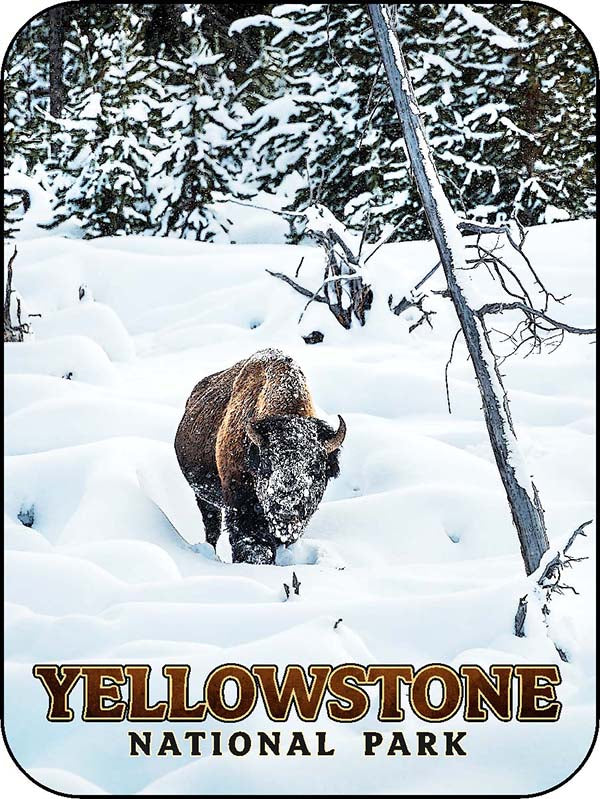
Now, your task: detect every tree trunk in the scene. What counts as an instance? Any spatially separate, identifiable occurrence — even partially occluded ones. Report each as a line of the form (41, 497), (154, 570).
(48, 7), (66, 118)
(368, 4), (549, 575)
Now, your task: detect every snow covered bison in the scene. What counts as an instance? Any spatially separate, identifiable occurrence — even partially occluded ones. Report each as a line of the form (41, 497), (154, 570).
(175, 348), (346, 564)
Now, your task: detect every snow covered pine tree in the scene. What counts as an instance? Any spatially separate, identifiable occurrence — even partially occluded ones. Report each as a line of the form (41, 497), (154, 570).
(49, 8), (157, 236)
(148, 5), (242, 240)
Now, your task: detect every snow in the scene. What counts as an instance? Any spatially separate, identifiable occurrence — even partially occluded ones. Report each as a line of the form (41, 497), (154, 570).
(28, 302), (135, 362)
(453, 5), (524, 50)
(3, 217), (595, 795)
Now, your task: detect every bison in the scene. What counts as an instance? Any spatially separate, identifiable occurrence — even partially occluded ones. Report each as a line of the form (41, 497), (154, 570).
(174, 348), (346, 564)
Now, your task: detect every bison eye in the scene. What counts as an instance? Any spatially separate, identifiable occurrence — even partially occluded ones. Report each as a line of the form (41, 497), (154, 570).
(247, 443), (260, 472)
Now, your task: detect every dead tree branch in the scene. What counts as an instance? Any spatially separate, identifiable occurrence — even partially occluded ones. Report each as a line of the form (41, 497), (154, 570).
(458, 218), (568, 310)
(369, 3), (594, 657)
(477, 302), (596, 336)
(266, 205), (373, 329)
(388, 261), (442, 331)
(514, 520), (592, 660)
(4, 247), (29, 342)
(265, 270), (328, 303)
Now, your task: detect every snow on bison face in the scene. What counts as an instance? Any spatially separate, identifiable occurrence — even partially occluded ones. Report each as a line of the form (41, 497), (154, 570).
(246, 414), (346, 545)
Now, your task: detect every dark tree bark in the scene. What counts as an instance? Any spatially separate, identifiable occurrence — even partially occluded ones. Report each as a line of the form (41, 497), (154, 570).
(368, 4), (550, 575)
(48, 7), (66, 118)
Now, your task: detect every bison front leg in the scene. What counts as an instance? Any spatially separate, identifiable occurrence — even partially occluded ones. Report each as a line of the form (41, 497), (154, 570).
(224, 485), (277, 565)
(197, 498), (222, 549)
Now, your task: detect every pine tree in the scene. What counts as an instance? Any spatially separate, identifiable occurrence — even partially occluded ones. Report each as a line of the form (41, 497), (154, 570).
(51, 8), (159, 236)
(3, 14), (54, 237)
(148, 5), (242, 240)
(3, 185), (26, 239)
(232, 3), (515, 239)
(233, 4), (386, 232)
(233, 3), (595, 240)
(3, 15), (52, 175)
(483, 3), (596, 224)
(3, 3), (595, 242)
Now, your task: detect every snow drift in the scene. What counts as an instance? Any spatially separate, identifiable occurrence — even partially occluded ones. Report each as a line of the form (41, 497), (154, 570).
(3, 219), (596, 795)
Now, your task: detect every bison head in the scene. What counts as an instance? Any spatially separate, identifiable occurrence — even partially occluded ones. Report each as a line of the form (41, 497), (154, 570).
(246, 414), (346, 544)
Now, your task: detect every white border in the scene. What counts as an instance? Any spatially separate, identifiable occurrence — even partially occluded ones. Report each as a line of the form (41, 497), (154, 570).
(1, 1), (597, 797)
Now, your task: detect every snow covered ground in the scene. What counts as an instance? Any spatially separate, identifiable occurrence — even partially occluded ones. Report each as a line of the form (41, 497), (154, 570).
(3, 217), (596, 794)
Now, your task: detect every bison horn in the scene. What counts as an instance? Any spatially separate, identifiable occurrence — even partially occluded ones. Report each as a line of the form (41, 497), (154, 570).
(246, 420), (266, 449)
(324, 415), (347, 454)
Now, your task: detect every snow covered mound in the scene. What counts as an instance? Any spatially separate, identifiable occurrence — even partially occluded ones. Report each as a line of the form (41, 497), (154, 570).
(3, 221), (596, 795)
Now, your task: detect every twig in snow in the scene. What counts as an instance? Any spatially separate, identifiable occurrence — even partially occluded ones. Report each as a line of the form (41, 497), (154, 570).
(445, 329), (462, 414)
(363, 214), (411, 264)
(388, 261), (442, 322)
(266, 269), (328, 303)
(514, 596), (528, 637)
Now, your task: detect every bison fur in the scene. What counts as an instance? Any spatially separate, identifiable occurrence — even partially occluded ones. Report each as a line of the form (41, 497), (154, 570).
(174, 348), (346, 564)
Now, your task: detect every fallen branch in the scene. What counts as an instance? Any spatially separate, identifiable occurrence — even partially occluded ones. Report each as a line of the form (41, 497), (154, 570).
(457, 220), (510, 236)
(388, 291), (436, 332)
(514, 519), (592, 660)
(388, 261), (442, 327)
(267, 205), (373, 330)
(265, 269), (328, 303)
(537, 520), (592, 595)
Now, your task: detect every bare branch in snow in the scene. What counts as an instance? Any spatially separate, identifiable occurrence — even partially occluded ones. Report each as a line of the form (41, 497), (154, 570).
(445, 329), (462, 414)
(265, 269), (328, 303)
(514, 595), (528, 637)
(458, 217), (569, 310)
(388, 261), (442, 327)
(564, 519), (593, 555)
(515, 520), (592, 660)
(267, 205), (373, 330)
(4, 246), (30, 343)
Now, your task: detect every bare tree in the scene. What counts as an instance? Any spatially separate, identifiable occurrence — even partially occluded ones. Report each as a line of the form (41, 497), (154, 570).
(368, 4), (594, 650)
(4, 248), (29, 342)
